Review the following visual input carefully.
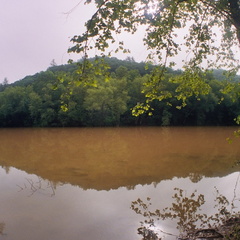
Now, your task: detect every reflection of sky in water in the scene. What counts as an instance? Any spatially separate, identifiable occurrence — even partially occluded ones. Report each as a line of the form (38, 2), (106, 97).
(0, 167), (240, 240)
(147, 172), (240, 239)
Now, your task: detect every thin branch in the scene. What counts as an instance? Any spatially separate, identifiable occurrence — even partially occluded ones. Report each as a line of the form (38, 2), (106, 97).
(200, 0), (236, 27)
(63, 0), (85, 17)
(230, 172), (240, 213)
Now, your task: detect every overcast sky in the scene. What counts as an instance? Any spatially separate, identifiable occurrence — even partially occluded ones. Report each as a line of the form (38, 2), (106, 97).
(1, 1), (240, 84)
(1, 0), (149, 83)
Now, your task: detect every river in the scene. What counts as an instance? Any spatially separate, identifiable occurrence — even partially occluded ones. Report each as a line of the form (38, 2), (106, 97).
(0, 127), (239, 239)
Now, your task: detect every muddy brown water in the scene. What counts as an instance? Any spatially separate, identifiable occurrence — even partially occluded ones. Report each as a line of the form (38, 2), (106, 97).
(0, 127), (239, 239)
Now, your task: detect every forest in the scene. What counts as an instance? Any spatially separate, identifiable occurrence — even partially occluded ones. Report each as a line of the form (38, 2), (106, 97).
(0, 57), (240, 127)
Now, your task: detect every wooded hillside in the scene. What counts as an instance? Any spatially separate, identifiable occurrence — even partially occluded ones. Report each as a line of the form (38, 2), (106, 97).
(0, 58), (239, 127)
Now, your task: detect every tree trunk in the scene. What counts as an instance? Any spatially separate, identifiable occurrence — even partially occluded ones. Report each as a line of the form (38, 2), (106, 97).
(228, 0), (240, 44)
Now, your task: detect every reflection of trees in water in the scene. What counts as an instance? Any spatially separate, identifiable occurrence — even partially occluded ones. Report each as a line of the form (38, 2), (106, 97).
(0, 222), (5, 236)
(2, 165), (10, 174)
(17, 177), (58, 197)
(188, 173), (203, 183)
(131, 183), (240, 240)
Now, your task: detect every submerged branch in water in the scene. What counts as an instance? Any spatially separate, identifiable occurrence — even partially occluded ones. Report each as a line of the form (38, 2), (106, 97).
(17, 177), (56, 197)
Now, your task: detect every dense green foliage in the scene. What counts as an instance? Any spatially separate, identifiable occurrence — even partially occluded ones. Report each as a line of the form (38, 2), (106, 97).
(0, 58), (239, 127)
(69, 0), (240, 109)
(70, 0), (240, 66)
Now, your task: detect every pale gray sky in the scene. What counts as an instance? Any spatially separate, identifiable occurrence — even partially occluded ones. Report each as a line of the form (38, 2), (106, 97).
(0, 0), (94, 83)
(0, 0), (150, 83)
(3, 1), (236, 84)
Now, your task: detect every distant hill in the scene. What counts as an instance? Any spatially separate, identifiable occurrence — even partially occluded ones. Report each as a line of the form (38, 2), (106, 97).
(0, 57), (239, 127)
(11, 57), (154, 87)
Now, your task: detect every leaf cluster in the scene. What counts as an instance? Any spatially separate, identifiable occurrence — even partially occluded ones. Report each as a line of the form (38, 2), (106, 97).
(68, 0), (240, 111)
(131, 186), (240, 239)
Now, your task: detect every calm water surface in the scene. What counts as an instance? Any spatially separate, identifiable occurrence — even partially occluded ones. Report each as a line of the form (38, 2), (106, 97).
(0, 127), (240, 239)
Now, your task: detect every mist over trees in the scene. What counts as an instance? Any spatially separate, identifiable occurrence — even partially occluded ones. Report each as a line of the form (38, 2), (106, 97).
(0, 58), (239, 127)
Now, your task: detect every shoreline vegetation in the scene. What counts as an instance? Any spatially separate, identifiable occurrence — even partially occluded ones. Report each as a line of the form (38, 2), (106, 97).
(0, 57), (240, 128)
(132, 187), (240, 240)
(138, 216), (240, 240)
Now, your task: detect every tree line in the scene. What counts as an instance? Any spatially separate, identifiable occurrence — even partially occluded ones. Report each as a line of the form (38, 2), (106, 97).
(0, 57), (239, 127)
